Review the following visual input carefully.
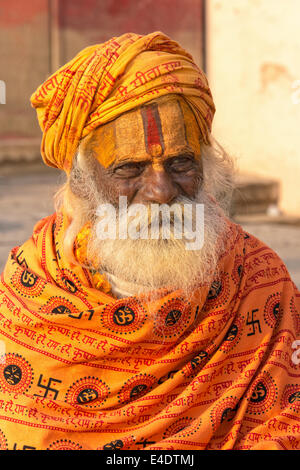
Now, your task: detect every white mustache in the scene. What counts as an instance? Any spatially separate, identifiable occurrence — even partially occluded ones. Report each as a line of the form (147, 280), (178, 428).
(95, 195), (204, 250)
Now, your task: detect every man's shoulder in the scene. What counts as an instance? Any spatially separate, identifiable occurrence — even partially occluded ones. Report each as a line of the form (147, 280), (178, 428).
(233, 224), (300, 295)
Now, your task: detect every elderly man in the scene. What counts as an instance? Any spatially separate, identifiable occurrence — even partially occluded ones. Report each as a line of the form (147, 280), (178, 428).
(0, 32), (299, 451)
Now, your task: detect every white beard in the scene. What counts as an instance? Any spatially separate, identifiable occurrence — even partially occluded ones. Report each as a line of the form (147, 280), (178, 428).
(85, 189), (227, 298)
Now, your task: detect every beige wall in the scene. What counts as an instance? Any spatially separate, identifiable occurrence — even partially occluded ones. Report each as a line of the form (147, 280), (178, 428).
(207, 0), (300, 215)
(0, 2), (50, 162)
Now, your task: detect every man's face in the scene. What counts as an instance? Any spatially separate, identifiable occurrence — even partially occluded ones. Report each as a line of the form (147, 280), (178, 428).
(82, 95), (203, 206)
(75, 95), (225, 296)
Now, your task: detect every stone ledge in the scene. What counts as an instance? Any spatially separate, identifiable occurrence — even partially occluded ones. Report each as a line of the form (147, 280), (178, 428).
(0, 139), (41, 163)
(231, 174), (280, 216)
(233, 213), (300, 226)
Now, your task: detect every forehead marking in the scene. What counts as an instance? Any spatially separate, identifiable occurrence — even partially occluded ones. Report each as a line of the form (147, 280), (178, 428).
(157, 98), (188, 154)
(159, 98), (201, 158)
(141, 103), (165, 158)
(177, 99), (189, 144)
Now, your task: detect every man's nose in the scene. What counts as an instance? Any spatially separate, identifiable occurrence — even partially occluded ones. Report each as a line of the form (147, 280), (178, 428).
(137, 165), (179, 204)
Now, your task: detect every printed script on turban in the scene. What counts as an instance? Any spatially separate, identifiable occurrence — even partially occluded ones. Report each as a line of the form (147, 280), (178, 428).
(30, 32), (215, 172)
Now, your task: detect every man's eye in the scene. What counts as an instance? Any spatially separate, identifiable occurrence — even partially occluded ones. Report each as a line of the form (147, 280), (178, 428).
(113, 162), (144, 176)
(168, 158), (194, 172)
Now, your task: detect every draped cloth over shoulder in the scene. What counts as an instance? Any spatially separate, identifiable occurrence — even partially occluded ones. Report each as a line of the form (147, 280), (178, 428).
(0, 212), (299, 450)
(30, 32), (215, 172)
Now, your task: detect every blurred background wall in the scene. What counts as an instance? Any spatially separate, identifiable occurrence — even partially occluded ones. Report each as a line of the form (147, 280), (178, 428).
(207, 0), (300, 215)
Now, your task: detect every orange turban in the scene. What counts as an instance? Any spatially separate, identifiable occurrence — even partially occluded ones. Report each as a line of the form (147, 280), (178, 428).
(31, 32), (215, 172)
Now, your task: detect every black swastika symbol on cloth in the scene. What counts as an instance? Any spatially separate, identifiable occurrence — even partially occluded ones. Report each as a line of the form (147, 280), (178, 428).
(135, 438), (156, 448)
(34, 374), (62, 400)
(13, 443), (36, 450)
(68, 309), (94, 320)
(16, 250), (28, 269)
(246, 309), (261, 336)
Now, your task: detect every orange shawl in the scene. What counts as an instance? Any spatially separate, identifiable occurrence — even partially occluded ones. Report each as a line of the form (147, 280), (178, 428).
(0, 212), (299, 450)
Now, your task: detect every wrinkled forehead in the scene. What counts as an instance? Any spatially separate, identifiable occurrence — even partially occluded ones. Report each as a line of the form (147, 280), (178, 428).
(83, 95), (202, 168)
